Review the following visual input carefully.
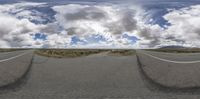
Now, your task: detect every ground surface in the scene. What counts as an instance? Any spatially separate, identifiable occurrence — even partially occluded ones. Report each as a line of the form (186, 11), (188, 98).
(142, 50), (200, 61)
(0, 50), (26, 60)
(0, 50), (200, 98)
(137, 50), (200, 88)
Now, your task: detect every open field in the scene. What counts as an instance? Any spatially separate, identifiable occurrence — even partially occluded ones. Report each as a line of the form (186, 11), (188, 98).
(34, 49), (136, 58)
(107, 49), (136, 56)
(34, 49), (109, 58)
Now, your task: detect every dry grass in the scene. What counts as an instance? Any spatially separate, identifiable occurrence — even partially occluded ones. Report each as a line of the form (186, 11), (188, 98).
(107, 50), (136, 56)
(35, 49), (136, 58)
(35, 49), (109, 58)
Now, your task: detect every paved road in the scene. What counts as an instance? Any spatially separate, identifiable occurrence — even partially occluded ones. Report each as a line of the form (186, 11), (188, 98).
(0, 50), (33, 87)
(0, 50), (200, 98)
(0, 50), (28, 60)
(137, 50), (200, 89)
(140, 50), (200, 61)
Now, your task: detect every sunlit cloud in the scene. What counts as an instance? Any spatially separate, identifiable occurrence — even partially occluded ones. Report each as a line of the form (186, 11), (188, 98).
(0, 1), (200, 48)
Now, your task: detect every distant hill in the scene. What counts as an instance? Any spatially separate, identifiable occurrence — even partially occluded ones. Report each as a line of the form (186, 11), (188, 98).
(159, 45), (187, 49)
(149, 45), (200, 53)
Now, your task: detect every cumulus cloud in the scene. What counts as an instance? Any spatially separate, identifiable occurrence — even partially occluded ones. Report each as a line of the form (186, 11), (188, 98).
(2, 1), (200, 48)
(0, 2), (48, 48)
(161, 5), (200, 47)
(0, 2), (164, 48)
(127, 4), (200, 48)
(0, 13), (39, 47)
(52, 4), (150, 48)
(132, 4), (200, 48)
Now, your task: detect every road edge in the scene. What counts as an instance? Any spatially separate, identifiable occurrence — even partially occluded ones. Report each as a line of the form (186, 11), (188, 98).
(0, 53), (34, 90)
(136, 54), (200, 91)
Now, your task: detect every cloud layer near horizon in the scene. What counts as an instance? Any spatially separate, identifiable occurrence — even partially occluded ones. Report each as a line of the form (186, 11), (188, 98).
(0, 2), (200, 48)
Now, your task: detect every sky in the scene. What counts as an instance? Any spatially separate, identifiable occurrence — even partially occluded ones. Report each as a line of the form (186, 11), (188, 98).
(0, 0), (200, 48)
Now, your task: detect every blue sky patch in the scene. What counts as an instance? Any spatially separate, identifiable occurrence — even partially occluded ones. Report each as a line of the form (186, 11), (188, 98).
(71, 36), (86, 45)
(85, 34), (107, 44)
(122, 34), (139, 44)
(34, 33), (47, 40)
(142, 1), (198, 27)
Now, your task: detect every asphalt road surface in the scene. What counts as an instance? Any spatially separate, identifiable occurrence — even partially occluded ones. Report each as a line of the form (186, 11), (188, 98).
(137, 50), (200, 89)
(140, 50), (200, 61)
(0, 50), (200, 99)
(0, 50), (28, 60)
(0, 50), (33, 87)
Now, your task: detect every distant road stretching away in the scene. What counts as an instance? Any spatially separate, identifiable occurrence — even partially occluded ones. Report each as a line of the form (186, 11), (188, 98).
(0, 50), (200, 98)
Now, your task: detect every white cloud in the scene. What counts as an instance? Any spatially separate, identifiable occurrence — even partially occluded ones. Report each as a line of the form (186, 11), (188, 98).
(2, 2), (200, 48)
(0, 13), (39, 47)
(0, 2), (161, 48)
(43, 33), (72, 48)
(127, 4), (200, 48)
(52, 4), (148, 48)
(0, 2), (47, 48)
(162, 5), (200, 47)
